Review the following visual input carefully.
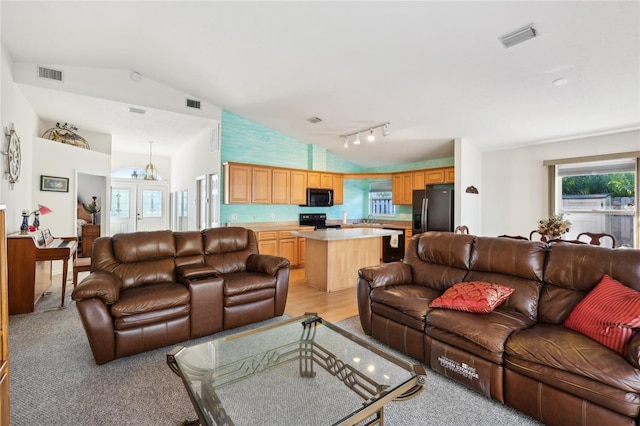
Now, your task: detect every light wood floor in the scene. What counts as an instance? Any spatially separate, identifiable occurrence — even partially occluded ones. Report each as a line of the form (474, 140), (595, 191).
(284, 268), (359, 323)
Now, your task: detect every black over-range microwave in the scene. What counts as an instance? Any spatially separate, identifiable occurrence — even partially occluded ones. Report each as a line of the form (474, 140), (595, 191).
(301, 188), (334, 207)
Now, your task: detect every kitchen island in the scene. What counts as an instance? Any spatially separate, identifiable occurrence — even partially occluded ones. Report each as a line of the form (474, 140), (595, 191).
(290, 228), (402, 292)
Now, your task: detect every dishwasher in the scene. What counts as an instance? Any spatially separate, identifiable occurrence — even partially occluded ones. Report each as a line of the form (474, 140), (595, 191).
(382, 227), (405, 262)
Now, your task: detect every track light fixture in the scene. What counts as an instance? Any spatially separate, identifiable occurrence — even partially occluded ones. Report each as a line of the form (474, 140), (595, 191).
(340, 122), (390, 148)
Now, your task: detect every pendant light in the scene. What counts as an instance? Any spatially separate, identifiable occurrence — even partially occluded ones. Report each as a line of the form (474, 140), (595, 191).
(144, 141), (158, 180)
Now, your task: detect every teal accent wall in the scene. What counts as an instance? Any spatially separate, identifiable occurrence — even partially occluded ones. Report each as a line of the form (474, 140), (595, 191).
(220, 110), (450, 224)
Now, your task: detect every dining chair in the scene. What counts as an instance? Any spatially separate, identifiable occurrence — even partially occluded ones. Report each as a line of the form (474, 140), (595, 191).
(577, 232), (616, 248)
(498, 234), (529, 240)
(454, 225), (469, 234)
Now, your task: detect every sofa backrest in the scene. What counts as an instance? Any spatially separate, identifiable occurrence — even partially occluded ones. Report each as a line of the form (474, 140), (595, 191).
(539, 243), (640, 324)
(404, 232), (473, 292)
(202, 227), (259, 274)
(466, 237), (546, 321)
(92, 230), (177, 290)
(174, 231), (205, 269)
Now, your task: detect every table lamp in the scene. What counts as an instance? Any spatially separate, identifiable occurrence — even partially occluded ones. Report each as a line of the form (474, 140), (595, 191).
(31, 204), (53, 231)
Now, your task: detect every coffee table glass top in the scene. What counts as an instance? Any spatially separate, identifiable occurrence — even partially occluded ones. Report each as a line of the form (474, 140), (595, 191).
(168, 314), (426, 426)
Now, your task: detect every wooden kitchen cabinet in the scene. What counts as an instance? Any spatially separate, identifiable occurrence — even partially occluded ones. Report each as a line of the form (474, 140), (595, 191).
(445, 167), (455, 183)
(392, 172), (413, 205)
(272, 168), (290, 204)
(320, 173), (333, 189)
(332, 175), (343, 205)
(279, 231), (297, 266)
(290, 170), (307, 205)
(251, 166), (272, 204)
(412, 171), (425, 190)
(307, 172), (321, 188)
(226, 163), (252, 204)
(257, 231), (278, 256)
(425, 168), (445, 184)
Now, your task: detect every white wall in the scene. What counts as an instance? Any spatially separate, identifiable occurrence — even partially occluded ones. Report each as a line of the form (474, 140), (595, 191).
(32, 137), (111, 237)
(482, 130), (640, 238)
(0, 43), (40, 234)
(170, 125), (221, 230)
(455, 138), (482, 235)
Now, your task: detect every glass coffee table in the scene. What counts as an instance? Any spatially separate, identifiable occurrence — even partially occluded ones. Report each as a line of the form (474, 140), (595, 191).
(167, 313), (426, 426)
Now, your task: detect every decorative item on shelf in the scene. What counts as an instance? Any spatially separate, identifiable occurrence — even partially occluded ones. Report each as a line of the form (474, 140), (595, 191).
(20, 210), (29, 234)
(30, 204), (53, 231)
(83, 197), (101, 224)
(41, 122), (90, 149)
(465, 185), (479, 194)
(144, 141), (158, 180)
(536, 213), (571, 241)
(340, 122), (390, 149)
(131, 169), (139, 179)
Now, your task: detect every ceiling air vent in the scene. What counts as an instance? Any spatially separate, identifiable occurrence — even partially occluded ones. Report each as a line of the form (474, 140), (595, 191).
(37, 66), (63, 82)
(186, 98), (201, 110)
(499, 24), (537, 48)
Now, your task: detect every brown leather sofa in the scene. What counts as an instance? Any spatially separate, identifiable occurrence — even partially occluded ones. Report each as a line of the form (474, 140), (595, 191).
(72, 227), (290, 365)
(357, 231), (640, 426)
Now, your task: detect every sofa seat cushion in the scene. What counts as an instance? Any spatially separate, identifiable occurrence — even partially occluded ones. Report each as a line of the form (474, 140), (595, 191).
(223, 272), (276, 296)
(114, 305), (191, 331)
(505, 323), (640, 393)
(371, 284), (441, 323)
(110, 282), (190, 318)
(427, 308), (534, 354)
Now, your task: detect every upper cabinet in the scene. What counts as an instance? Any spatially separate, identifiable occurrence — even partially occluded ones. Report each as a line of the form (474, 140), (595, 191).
(290, 170), (307, 205)
(392, 166), (455, 205)
(224, 162), (344, 205)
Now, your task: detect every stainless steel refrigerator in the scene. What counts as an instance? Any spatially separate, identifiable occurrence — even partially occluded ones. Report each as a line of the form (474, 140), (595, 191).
(412, 187), (454, 234)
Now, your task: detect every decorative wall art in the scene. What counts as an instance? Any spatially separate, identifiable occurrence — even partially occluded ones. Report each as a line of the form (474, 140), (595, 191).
(41, 122), (90, 149)
(3, 124), (22, 189)
(40, 175), (69, 192)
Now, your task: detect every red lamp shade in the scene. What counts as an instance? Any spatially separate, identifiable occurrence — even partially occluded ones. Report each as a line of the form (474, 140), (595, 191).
(37, 204), (53, 215)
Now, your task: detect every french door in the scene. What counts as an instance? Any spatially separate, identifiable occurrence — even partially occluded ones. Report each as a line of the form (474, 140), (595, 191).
(110, 180), (169, 235)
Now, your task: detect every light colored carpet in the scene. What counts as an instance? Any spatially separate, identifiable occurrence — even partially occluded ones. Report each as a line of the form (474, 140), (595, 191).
(8, 282), (541, 425)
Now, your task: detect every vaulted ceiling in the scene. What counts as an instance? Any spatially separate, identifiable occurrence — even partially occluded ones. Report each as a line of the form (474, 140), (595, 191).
(2, 1), (638, 168)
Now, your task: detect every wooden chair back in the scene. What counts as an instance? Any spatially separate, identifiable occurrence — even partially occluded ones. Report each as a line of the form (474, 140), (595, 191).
(454, 225), (469, 234)
(577, 232), (616, 248)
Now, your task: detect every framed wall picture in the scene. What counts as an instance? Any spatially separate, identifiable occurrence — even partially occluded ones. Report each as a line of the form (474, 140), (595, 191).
(40, 175), (69, 192)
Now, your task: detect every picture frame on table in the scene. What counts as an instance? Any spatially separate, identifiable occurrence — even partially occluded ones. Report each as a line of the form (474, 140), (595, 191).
(40, 175), (69, 192)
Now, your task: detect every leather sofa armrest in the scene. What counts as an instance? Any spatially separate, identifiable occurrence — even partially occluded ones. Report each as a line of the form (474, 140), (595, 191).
(71, 271), (121, 305)
(358, 262), (413, 289)
(626, 333), (640, 370)
(246, 253), (290, 276)
(177, 264), (219, 280)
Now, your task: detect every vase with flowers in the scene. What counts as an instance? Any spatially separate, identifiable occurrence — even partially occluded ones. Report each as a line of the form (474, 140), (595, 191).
(83, 196), (101, 224)
(536, 213), (571, 241)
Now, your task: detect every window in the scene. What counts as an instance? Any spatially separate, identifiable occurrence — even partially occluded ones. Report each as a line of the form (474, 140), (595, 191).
(369, 179), (396, 216)
(548, 155), (638, 248)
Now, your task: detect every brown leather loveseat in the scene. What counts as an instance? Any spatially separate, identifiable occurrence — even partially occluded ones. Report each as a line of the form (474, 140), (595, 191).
(357, 231), (640, 426)
(72, 227), (289, 365)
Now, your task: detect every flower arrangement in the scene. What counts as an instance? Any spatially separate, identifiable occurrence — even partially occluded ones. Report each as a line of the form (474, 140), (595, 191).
(83, 196), (101, 214)
(536, 213), (571, 237)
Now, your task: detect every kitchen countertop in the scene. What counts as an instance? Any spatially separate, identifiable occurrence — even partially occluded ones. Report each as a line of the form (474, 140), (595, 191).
(290, 228), (402, 241)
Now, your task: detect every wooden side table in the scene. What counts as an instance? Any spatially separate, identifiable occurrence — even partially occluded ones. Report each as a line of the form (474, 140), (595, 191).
(81, 224), (100, 257)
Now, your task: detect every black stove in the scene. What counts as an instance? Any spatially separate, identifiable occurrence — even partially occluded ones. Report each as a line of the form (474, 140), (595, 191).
(299, 213), (342, 230)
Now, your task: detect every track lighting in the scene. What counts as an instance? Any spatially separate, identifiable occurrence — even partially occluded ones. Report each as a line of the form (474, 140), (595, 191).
(367, 129), (375, 142)
(339, 122), (390, 148)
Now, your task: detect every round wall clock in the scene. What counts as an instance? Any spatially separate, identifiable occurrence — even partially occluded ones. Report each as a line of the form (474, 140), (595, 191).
(6, 129), (21, 184)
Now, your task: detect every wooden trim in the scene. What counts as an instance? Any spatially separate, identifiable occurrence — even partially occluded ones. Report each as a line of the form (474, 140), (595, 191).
(542, 151), (640, 167)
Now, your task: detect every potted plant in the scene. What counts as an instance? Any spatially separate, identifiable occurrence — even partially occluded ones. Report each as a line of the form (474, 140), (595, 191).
(83, 196), (101, 224)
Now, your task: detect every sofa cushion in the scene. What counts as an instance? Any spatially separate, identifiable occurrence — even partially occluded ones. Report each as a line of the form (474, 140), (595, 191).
(429, 281), (514, 313)
(110, 282), (190, 318)
(428, 308), (534, 354)
(506, 324), (640, 393)
(222, 271), (277, 296)
(563, 274), (640, 354)
(371, 284), (441, 323)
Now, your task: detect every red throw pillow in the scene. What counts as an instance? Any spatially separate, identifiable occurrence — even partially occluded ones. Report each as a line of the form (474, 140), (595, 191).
(564, 274), (640, 355)
(429, 281), (514, 313)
